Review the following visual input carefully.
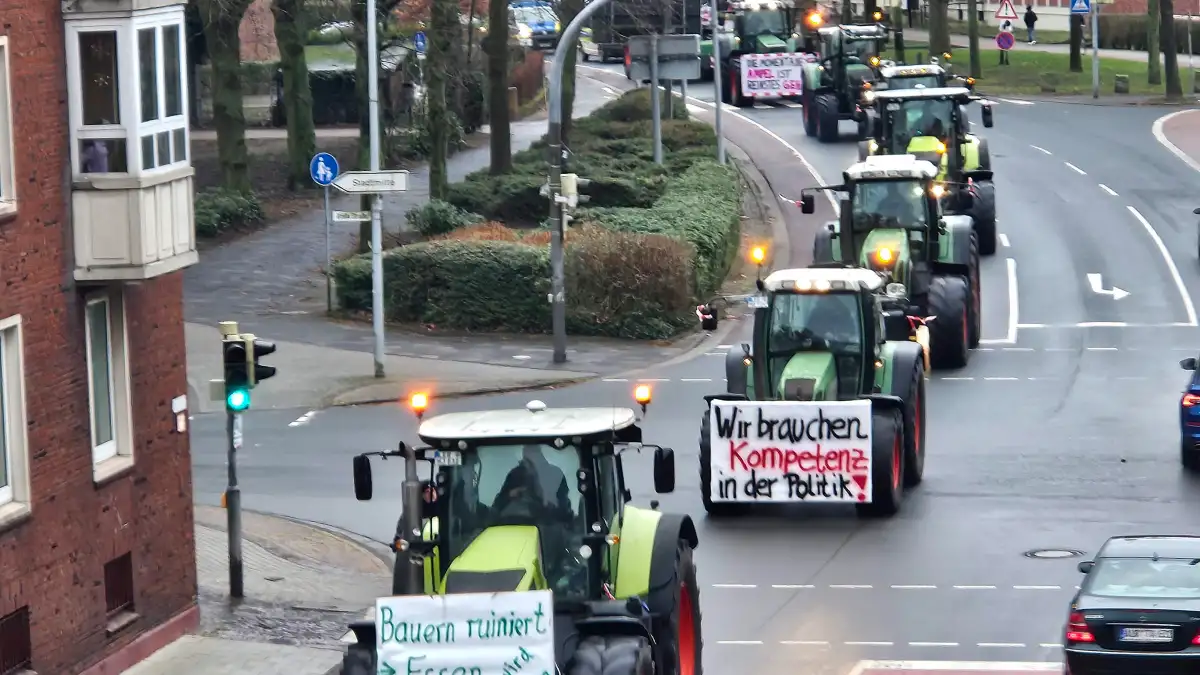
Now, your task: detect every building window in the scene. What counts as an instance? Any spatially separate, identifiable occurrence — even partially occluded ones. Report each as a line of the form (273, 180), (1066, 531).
(104, 552), (135, 615)
(0, 606), (31, 675)
(66, 10), (189, 178)
(84, 291), (133, 477)
(0, 37), (15, 216)
(0, 315), (29, 514)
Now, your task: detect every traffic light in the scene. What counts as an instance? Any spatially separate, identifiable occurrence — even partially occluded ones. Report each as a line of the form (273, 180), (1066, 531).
(247, 335), (277, 386)
(223, 336), (251, 411)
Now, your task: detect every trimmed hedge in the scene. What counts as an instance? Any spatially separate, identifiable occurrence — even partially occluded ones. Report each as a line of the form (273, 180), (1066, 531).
(195, 188), (266, 238)
(1097, 14), (1200, 54)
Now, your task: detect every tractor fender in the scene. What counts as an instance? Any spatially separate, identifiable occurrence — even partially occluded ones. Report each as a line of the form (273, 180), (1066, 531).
(645, 513), (700, 616)
(612, 507), (698, 609)
(962, 136), (982, 171)
(936, 214), (974, 272)
(884, 341), (924, 400)
(862, 393), (905, 416)
(724, 344), (750, 396)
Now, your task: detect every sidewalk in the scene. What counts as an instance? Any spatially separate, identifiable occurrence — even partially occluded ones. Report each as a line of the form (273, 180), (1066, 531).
(124, 505), (389, 675)
(905, 28), (1160, 63)
(1158, 108), (1200, 170)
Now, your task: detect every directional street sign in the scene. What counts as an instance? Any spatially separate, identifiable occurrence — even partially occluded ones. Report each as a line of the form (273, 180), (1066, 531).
(331, 170), (410, 194)
(332, 210), (371, 222)
(996, 31), (1015, 50)
(1070, 0), (1090, 13)
(414, 31), (427, 54)
(995, 0), (1019, 20)
(309, 152), (338, 186)
(627, 34), (702, 82)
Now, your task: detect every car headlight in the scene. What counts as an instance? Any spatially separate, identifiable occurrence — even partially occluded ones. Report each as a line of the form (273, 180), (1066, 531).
(518, 24), (532, 38)
(555, 21), (561, 32)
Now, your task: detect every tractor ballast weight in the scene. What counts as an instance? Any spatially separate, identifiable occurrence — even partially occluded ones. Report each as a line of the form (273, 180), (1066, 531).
(799, 23), (889, 143)
(795, 154), (981, 369)
(696, 266), (929, 519)
(341, 395), (702, 675)
(859, 86), (998, 255)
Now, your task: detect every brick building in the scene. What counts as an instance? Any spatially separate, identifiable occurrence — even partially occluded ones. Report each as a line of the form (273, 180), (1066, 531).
(0, 0), (199, 672)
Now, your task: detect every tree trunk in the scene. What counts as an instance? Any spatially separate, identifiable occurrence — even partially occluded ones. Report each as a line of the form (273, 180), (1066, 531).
(1149, 0), (1163, 84)
(485, 0), (512, 174)
(1163, 0), (1184, 98)
(864, 0), (878, 21)
(427, 0), (457, 199)
(197, 0), (254, 193)
(928, 0), (952, 54)
(558, 0), (584, 144)
(272, 0), (318, 191)
(1069, 15), (1083, 72)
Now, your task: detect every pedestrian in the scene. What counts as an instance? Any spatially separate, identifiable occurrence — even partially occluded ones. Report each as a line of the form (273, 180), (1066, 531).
(1024, 5), (1037, 44)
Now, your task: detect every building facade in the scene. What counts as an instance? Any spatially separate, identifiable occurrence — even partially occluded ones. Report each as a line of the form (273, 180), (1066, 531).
(0, 0), (198, 672)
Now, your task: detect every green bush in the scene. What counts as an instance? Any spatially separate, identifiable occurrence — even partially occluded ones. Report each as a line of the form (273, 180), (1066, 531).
(194, 188), (266, 238)
(406, 199), (483, 237)
(1098, 14), (1200, 54)
(590, 87), (689, 122)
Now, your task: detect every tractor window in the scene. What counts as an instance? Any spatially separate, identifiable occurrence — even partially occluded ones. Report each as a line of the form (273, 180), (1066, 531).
(884, 99), (953, 153)
(740, 10), (787, 36)
(594, 453), (621, 528)
(767, 292), (862, 355)
(850, 179), (927, 230)
(843, 38), (880, 61)
(887, 75), (940, 90)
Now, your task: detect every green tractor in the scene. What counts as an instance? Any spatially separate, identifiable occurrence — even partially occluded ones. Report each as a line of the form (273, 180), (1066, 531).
(799, 23), (891, 142)
(707, 0), (813, 104)
(342, 393), (701, 675)
(795, 153), (982, 369)
(696, 265), (928, 519)
(859, 86), (998, 254)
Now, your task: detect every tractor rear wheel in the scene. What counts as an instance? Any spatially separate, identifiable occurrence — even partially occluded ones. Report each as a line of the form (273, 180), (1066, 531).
(856, 407), (904, 518)
(970, 179), (998, 255)
(651, 542), (703, 675)
(976, 137), (992, 170)
(902, 360), (926, 488)
(815, 93), (839, 143)
(569, 636), (655, 675)
(700, 414), (745, 517)
(928, 275), (971, 370)
(802, 90), (818, 137)
(968, 233), (982, 349)
(341, 644), (375, 675)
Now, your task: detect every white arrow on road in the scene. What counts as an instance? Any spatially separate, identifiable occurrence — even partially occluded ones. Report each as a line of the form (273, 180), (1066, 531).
(1087, 273), (1131, 300)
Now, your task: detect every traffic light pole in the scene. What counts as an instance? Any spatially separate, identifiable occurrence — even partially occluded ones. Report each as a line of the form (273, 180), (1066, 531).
(226, 408), (244, 599)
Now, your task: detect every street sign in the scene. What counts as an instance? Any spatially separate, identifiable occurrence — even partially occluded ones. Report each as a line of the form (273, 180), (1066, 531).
(627, 34), (702, 82)
(414, 31), (426, 54)
(995, 0), (1019, 20)
(1071, 0), (1090, 13)
(333, 210), (371, 222)
(310, 152), (338, 186)
(331, 170), (410, 194)
(996, 31), (1015, 50)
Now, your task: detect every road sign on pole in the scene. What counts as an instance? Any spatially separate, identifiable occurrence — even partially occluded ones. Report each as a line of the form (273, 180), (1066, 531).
(333, 210), (371, 222)
(309, 152), (339, 186)
(995, 0), (1019, 19)
(1071, 0), (1090, 13)
(331, 170), (410, 194)
(996, 31), (1015, 50)
(414, 31), (427, 53)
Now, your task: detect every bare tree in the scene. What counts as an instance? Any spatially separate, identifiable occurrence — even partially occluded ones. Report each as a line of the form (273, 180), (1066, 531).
(1162, 0), (1184, 99)
(928, 0), (951, 54)
(196, 0), (256, 192)
(1149, 0), (1163, 84)
(272, 0), (318, 190)
(428, 0), (459, 199)
(485, 0), (512, 173)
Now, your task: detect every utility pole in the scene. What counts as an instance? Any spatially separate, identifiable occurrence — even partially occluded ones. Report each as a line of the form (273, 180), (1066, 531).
(712, 9), (726, 164)
(367, 0), (386, 377)
(547, 0), (616, 364)
(1091, 0), (1100, 98)
(891, 1), (906, 63)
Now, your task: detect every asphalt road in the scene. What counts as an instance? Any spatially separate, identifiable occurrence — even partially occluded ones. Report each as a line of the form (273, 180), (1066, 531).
(190, 71), (1200, 675)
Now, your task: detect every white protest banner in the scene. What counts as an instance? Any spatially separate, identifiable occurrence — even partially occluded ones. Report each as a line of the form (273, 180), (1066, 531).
(376, 590), (554, 675)
(708, 400), (872, 503)
(740, 53), (807, 98)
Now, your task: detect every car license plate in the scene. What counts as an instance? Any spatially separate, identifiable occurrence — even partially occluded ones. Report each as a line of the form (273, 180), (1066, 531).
(1119, 627), (1174, 643)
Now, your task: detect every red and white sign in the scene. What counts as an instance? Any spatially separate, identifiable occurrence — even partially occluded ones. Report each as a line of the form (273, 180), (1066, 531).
(994, 0), (1020, 20)
(739, 53), (807, 98)
(848, 661), (1062, 675)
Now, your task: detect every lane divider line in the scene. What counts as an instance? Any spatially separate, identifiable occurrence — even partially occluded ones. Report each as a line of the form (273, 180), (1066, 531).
(1064, 162), (1087, 175)
(1099, 184), (1118, 196)
(850, 663), (1061, 673)
(999, 233), (1011, 247)
(910, 642), (959, 647)
(1126, 205), (1198, 326)
(1030, 145), (1053, 155)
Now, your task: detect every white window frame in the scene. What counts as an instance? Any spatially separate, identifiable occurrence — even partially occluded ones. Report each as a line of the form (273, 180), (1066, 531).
(0, 315), (31, 518)
(64, 7), (189, 179)
(84, 289), (134, 478)
(0, 37), (15, 217)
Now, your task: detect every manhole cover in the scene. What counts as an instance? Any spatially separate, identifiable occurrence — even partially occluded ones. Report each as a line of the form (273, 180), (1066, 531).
(1024, 548), (1085, 559)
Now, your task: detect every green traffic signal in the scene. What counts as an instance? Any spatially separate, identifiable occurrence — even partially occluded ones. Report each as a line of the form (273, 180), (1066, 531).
(226, 388), (250, 411)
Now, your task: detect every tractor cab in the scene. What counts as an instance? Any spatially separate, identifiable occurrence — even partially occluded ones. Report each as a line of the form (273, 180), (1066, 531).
(717, 0), (802, 52)
(815, 24), (888, 89)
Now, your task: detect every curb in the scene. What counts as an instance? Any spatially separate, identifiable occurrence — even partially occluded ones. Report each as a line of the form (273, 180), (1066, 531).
(326, 375), (599, 407)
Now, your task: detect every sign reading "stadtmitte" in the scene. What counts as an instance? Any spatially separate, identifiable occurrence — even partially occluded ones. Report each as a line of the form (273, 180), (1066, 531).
(331, 170), (410, 194)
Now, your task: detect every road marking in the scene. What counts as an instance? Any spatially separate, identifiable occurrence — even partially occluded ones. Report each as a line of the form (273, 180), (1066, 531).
(983, 377), (1019, 381)
(712, 583), (757, 588)
(716, 640), (763, 645)
(1076, 321), (1127, 327)
(1005, 258), (1019, 343)
(830, 584), (873, 589)
(910, 642), (959, 647)
(780, 640), (830, 646)
(942, 377), (975, 381)
(602, 86), (620, 95)
(999, 233), (1010, 247)
(1153, 109), (1200, 174)
(602, 378), (629, 382)
(780, 100), (803, 108)
(1099, 184), (1118, 196)
(1030, 144), (1053, 155)
(1039, 643), (1063, 649)
(1064, 161), (1087, 175)
(849, 664), (1061, 674)
(954, 585), (997, 589)
(1001, 347), (1033, 352)
(680, 378), (713, 382)
(846, 641), (894, 646)
(1086, 346), (1117, 351)
(1013, 585), (1061, 590)
(997, 98), (1036, 105)
(1127, 205), (1198, 326)
(289, 410), (318, 427)
(977, 643), (1028, 648)
(753, 102), (771, 109)
(1086, 273), (1130, 300)
(717, 344), (732, 348)
(891, 584), (937, 589)
(771, 584), (815, 589)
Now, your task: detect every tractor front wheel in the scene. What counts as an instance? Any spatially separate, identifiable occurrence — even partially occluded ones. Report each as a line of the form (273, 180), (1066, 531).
(652, 542), (703, 675)
(569, 636), (655, 675)
(902, 360), (926, 488)
(815, 93), (839, 143)
(856, 408), (904, 518)
(970, 179), (998, 255)
(928, 275), (971, 370)
(802, 90), (818, 137)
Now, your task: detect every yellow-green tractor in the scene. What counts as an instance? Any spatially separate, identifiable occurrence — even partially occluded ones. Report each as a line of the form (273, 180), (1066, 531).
(342, 393), (701, 675)
(859, 86), (998, 254)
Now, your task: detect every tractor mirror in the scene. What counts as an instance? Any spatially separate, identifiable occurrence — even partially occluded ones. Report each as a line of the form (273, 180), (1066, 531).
(839, 200), (852, 230)
(800, 194), (815, 214)
(981, 105), (994, 128)
(353, 455), (373, 501)
(937, 218), (948, 233)
(1077, 560), (1095, 574)
(1181, 357), (1198, 371)
(1193, 207), (1200, 215)
(653, 447), (676, 494)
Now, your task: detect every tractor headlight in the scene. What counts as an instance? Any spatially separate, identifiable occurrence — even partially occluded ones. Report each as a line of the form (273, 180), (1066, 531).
(869, 55), (880, 67)
(862, 90), (876, 104)
(935, 141), (947, 154)
(930, 184), (946, 198)
(874, 247), (895, 266)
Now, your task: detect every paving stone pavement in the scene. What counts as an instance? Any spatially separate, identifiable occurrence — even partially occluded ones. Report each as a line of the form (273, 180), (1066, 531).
(122, 635), (343, 675)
